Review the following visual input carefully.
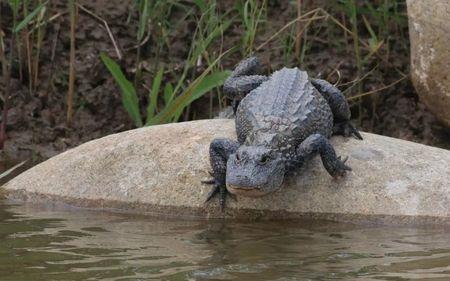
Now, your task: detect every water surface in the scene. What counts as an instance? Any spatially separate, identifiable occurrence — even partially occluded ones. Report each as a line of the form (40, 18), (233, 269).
(1, 202), (450, 280)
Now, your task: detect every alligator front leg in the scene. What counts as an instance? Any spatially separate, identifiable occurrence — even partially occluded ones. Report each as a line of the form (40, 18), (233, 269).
(311, 78), (362, 140)
(223, 57), (268, 114)
(202, 138), (240, 211)
(296, 134), (351, 178)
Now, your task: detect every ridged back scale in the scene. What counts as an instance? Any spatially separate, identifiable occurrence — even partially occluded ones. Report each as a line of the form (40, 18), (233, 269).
(235, 67), (333, 157)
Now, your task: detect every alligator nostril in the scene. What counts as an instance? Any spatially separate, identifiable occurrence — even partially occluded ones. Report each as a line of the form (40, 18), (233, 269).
(236, 175), (249, 181)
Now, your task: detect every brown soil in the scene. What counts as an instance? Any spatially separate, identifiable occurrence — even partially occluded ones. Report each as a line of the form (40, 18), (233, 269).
(0, 0), (449, 171)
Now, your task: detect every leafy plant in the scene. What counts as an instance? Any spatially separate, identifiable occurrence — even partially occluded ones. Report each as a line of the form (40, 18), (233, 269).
(100, 53), (230, 127)
(101, 0), (235, 127)
(100, 53), (142, 127)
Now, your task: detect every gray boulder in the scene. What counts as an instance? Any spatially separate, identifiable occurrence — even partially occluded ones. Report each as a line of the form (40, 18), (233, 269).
(2, 119), (450, 224)
(407, 0), (450, 127)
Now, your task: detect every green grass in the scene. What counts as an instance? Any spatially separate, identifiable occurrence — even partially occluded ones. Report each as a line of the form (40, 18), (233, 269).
(1, 0), (409, 130)
(236, 0), (267, 56)
(101, 51), (230, 126)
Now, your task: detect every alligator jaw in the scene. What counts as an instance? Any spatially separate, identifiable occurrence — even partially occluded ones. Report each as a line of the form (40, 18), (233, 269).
(226, 184), (268, 198)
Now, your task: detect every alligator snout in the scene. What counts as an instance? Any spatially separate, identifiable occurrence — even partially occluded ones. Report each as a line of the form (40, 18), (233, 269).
(226, 184), (267, 197)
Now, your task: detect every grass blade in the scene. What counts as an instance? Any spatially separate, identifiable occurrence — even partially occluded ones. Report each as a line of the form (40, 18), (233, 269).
(186, 71), (230, 104)
(137, 0), (149, 41)
(13, 1), (48, 33)
(171, 71), (230, 121)
(149, 48), (233, 125)
(193, 0), (207, 12)
(163, 82), (174, 105)
(9, 0), (20, 16)
(146, 66), (164, 124)
(100, 53), (143, 127)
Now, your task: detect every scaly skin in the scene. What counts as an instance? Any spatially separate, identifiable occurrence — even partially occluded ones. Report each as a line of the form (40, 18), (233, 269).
(203, 57), (362, 210)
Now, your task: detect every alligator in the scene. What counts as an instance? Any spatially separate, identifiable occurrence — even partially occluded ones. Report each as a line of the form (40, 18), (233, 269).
(203, 57), (362, 210)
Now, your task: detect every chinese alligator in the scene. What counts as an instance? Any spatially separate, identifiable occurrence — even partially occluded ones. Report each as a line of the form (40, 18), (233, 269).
(203, 56), (362, 210)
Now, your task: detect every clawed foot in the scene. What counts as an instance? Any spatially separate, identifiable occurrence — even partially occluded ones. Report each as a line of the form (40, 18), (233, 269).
(332, 156), (352, 178)
(202, 174), (235, 211)
(334, 121), (363, 140)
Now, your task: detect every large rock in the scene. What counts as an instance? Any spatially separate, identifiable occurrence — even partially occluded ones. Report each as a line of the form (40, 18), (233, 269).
(2, 119), (450, 224)
(407, 0), (450, 127)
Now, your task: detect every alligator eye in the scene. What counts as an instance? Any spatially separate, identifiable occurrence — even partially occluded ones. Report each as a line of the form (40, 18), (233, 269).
(260, 154), (269, 164)
(235, 153), (240, 161)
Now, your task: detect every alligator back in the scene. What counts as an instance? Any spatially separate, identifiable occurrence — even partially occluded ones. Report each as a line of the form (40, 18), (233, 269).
(235, 67), (333, 152)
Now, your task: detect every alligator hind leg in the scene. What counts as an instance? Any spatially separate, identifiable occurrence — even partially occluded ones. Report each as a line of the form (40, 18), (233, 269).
(296, 134), (351, 178)
(332, 121), (362, 140)
(311, 78), (362, 140)
(223, 57), (268, 114)
(202, 138), (239, 210)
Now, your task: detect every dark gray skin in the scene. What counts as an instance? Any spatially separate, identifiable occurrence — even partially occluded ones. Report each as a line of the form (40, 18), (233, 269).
(203, 57), (362, 210)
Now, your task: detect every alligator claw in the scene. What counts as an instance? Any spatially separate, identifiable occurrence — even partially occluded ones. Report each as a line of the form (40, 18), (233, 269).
(348, 123), (363, 140)
(339, 155), (349, 164)
(202, 177), (233, 211)
(205, 184), (220, 203)
(219, 185), (227, 211)
(334, 121), (363, 140)
(201, 178), (216, 185)
(333, 156), (352, 178)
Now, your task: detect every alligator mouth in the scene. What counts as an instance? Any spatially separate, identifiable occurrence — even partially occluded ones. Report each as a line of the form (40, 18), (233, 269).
(226, 184), (269, 198)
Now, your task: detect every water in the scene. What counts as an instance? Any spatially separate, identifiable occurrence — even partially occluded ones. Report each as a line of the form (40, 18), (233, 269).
(1, 202), (450, 281)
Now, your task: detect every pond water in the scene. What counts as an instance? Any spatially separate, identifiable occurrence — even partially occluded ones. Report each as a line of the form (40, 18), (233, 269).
(1, 202), (450, 281)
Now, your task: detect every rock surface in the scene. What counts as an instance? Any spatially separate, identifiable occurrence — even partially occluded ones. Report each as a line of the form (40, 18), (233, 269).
(407, 0), (450, 127)
(2, 119), (450, 224)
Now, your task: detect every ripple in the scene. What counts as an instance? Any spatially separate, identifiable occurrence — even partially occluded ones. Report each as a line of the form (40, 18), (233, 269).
(1, 202), (450, 280)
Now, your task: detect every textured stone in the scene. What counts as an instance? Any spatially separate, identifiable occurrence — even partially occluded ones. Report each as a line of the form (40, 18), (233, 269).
(2, 119), (450, 224)
(407, 0), (450, 127)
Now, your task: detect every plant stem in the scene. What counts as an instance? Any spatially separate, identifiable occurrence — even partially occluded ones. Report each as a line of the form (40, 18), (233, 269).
(349, 0), (363, 123)
(22, 1), (33, 95)
(66, 0), (77, 127)
(295, 0), (302, 60)
(0, 6), (7, 78)
(33, 0), (45, 91)
(0, 10), (15, 149)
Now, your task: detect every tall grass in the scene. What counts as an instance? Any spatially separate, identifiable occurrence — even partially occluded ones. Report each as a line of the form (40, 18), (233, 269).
(343, 0), (363, 122)
(101, 51), (230, 126)
(0, 0), (409, 135)
(134, 0), (175, 85)
(333, 0), (407, 126)
(236, 0), (267, 56)
(101, 0), (231, 127)
(1, 0), (49, 147)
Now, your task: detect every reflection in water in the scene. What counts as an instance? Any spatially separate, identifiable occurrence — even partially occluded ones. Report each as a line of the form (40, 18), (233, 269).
(1, 202), (450, 280)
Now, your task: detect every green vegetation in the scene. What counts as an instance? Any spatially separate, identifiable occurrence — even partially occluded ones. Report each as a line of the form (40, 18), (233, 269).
(0, 0), (51, 148)
(101, 52), (229, 126)
(238, 0), (267, 56)
(0, 0), (409, 133)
